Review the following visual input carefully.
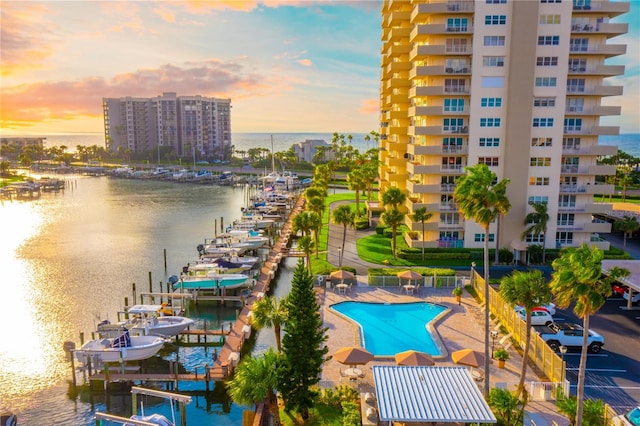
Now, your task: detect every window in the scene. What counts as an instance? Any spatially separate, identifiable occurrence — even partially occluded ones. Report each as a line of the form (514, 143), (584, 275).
(479, 137), (500, 147)
(564, 118), (582, 132)
(528, 196), (549, 204)
(443, 118), (464, 131)
(485, 15), (507, 25)
(540, 14), (561, 24)
(475, 233), (495, 242)
(440, 213), (460, 224)
(557, 213), (575, 226)
(535, 77), (557, 87)
(533, 118), (554, 127)
(483, 56), (505, 67)
(442, 137), (463, 152)
(559, 195), (576, 207)
(444, 98), (465, 112)
(570, 38), (589, 52)
(532, 137), (553, 147)
(481, 77), (504, 88)
(481, 97), (503, 107)
(447, 18), (469, 32)
(484, 36), (506, 46)
(446, 38), (468, 53)
(562, 137), (581, 150)
(439, 231), (459, 239)
(574, 0), (592, 9)
(530, 157), (551, 166)
(566, 98), (584, 112)
(567, 78), (585, 93)
(525, 233), (545, 243)
(487, 0), (507, 3)
(538, 35), (560, 45)
(534, 97), (556, 107)
(536, 56), (558, 66)
(479, 157), (499, 166)
(445, 78), (466, 93)
(480, 118), (501, 127)
(541, 0), (562, 3)
(568, 58), (587, 72)
(529, 177), (550, 186)
(556, 232), (573, 244)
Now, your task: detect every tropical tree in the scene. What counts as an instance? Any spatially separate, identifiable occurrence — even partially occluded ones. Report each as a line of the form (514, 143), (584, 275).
(251, 295), (288, 352)
(297, 235), (314, 274)
(499, 270), (551, 396)
(227, 348), (282, 426)
(487, 388), (525, 426)
(292, 211), (313, 237)
(413, 207), (433, 261)
(381, 207), (404, 260)
(278, 260), (328, 420)
(550, 245), (630, 426)
(306, 196), (326, 226)
(453, 163), (511, 396)
(331, 204), (354, 268)
(307, 211), (323, 258)
(382, 186), (406, 210)
(521, 202), (550, 264)
(347, 168), (367, 217)
(614, 215), (640, 252)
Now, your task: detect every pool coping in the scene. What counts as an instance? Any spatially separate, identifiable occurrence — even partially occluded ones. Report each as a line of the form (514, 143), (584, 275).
(327, 300), (451, 360)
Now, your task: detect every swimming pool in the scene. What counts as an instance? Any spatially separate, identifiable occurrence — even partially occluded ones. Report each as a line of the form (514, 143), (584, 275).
(329, 301), (449, 358)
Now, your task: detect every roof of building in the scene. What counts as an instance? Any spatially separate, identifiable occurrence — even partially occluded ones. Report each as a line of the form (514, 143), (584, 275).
(373, 365), (496, 424)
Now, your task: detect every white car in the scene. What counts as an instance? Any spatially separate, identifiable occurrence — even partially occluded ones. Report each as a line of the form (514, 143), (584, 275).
(516, 303), (556, 316)
(623, 290), (640, 305)
(516, 308), (554, 326)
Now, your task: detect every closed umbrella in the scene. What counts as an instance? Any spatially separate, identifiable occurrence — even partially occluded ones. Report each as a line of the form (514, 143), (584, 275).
(452, 349), (485, 368)
(394, 350), (435, 366)
(333, 346), (374, 366)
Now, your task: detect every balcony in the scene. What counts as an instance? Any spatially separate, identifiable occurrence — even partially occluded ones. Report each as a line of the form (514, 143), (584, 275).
(388, 26), (411, 42)
(411, 24), (472, 41)
(407, 162), (441, 175)
(411, 65), (470, 78)
(563, 125), (620, 136)
(407, 181), (443, 194)
(441, 183), (456, 193)
(583, 222), (612, 233)
(559, 183), (614, 194)
(565, 105), (621, 116)
(570, 44), (626, 57)
(596, 22), (628, 37)
(573, 1), (629, 16)
(589, 164), (616, 175)
(411, 1), (474, 20)
(410, 85), (470, 97)
(412, 125), (468, 136)
(439, 221), (464, 230)
(410, 44), (473, 60)
(384, 10), (411, 28)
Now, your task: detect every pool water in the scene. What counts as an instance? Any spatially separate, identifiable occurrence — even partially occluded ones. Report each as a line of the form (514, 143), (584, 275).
(329, 302), (448, 357)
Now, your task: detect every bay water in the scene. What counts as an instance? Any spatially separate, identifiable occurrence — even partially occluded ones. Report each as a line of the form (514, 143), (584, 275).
(0, 175), (299, 425)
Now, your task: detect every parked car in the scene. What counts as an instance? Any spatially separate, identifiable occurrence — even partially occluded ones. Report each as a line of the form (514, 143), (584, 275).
(533, 322), (604, 353)
(612, 283), (630, 297)
(623, 289), (640, 305)
(613, 406), (640, 426)
(516, 308), (554, 326)
(515, 302), (556, 316)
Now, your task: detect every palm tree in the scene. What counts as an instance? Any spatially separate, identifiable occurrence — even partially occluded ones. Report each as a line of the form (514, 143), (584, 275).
(614, 215), (640, 252)
(292, 211), (313, 237)
(499, 270), (551, 396)
(251, 296), (288, 352)
(331, 204), (355, 268)
(297, 235), (314, 274)
(453, 163), (511, 396)
(347, 168), (366, 217)
(521, 202), (550, 264)
(550, 244), (629, 426)
(307, 212), (322, 258)
(227, 348), (282, 426)
(382, 186), (406, 210)
(413, 207), (433, 261)
(381, 207), (404, 260)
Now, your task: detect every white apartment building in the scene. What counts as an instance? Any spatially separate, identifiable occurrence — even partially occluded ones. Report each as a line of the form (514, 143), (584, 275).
(103, 92), (231, 160)
(378, 0), (629, 255)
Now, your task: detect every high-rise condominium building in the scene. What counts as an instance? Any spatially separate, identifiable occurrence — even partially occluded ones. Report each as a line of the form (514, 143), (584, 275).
(103, 92), (231, 160)
(379, 0), (629, 258)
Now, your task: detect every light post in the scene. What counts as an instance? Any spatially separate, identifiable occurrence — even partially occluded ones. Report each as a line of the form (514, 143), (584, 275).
(490, 330), (498, 358)
(471, 261), (476, 286)
(338, 248), (343, 268)
(560, 345), (568, 381)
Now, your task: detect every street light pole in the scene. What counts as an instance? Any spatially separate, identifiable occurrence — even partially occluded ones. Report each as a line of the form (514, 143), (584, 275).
(338, 248), (343, 268)
(471, 261), (476, 286)
(560, 345), (568, 382)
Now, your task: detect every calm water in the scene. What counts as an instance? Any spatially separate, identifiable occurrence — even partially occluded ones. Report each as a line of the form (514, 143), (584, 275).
(329, 302), (448, 357)
(0, 175), (297, 425)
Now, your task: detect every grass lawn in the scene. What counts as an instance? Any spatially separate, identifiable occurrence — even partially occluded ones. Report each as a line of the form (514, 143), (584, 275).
(280, 403), (343, 426)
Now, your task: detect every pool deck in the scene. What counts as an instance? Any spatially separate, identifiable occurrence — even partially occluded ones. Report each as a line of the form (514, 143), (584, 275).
(318, 277), (568, 425)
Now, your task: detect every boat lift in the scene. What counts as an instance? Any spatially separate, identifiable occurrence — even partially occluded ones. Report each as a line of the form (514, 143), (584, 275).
(95, 386), (192, 426)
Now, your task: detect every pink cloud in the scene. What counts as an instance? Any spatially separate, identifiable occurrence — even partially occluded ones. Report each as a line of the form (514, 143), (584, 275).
(360, 98), (379, 114)
(297, 59), (313, 67)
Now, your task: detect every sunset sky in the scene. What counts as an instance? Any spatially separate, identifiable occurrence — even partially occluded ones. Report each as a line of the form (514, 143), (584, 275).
(1, 0), (638, 136)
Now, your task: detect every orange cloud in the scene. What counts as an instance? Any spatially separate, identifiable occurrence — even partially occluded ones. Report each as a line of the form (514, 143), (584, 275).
(153, 5), (177, 23)
(0, 59), (290, 132)
(359, 98), (380, 115)
(297, 59), (313, 67)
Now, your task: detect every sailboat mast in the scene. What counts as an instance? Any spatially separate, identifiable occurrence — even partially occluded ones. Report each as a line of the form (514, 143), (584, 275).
(271, 135), (275, 173)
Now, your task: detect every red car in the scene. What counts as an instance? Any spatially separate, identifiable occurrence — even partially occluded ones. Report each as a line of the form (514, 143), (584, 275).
(612, 283), (629, 297)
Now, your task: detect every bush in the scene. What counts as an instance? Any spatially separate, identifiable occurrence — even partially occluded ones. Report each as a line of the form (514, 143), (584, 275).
(528, 244), (544, 264)
(498, 248), (514, 264)
(375, 224), (386, 235)
(354, 217), (370, 230)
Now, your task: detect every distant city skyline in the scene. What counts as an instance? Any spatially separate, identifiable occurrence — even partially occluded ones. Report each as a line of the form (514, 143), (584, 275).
(0, 1), (638, 136)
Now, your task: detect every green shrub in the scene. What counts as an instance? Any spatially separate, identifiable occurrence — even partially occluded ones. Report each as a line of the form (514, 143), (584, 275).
(368, 267), (456, 276)
(498, 248), (514, 264)
(354, 217), (370, 230)
(375, 224), (386, 235)
(341, 401), (361, 426)
(528, 244), (543, 264)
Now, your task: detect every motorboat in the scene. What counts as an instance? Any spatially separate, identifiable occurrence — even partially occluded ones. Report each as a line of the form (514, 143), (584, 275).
(74, 327), (165, 364)
(173, 272), (251, 290)
(122, 304), (195, 337)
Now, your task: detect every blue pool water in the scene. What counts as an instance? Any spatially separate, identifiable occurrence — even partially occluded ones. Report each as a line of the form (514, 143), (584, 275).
(329, 302), (449, 357)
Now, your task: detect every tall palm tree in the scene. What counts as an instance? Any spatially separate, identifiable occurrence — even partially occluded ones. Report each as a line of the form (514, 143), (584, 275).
(251, 296), (288, 352)
(499, 270), (551, 396)
(306, 196), (326, 225)
(227, 348), (282, 426)
(382, 186), (406, 210)
(521, 202), (550, 264)
(307, 211), (322, 258)
(292, 211), (312, 237)
(297, 235), (314, 274)
(413, 207), (433, 261)
(347, 168), (367, 217)
(331, 204), (355, 268)
(614, 215), (640, 252)
(381, 207), (404, 260)
(453, 163), (511, 396)
(550, 245), (629, 426)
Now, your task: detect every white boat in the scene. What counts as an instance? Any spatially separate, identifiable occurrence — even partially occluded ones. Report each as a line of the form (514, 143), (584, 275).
(123, 304), (195, 337)
(174, 272), (250, 290)
(74, 328), (165, 364)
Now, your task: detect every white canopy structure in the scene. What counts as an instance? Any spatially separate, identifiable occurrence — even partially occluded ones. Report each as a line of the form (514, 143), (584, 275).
(373, 365), (496, 424)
